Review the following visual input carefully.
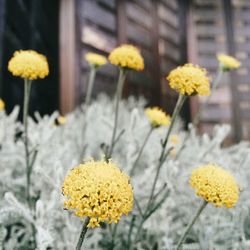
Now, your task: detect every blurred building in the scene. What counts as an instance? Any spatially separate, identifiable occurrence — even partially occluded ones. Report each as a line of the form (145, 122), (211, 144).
(0, 0), (250, 142)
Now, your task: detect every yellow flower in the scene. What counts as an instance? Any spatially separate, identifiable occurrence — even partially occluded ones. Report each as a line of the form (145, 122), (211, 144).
(0, 99), (5, 111)
(8, 50), (49, 80)
(109, 44), (144, 71)
(217, 54), (241, 70)
(62, 160), (133, 228)
(55, 116), (66, 126)
(145, 107), (171, 128)
(189, 164), (239, 208)
(167, 64), (210, 96)
(170, 134), (180, 145)
(85, 53), (107, 67)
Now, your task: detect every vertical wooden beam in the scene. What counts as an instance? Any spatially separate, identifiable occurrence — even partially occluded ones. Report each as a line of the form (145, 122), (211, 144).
(151, 0), (161, 106)
(117, 0), (127, 44)
(186, 1), (200, 123)
(178, 0), (190, 125)
(0, 0), (6, 96)
(117, 0), (128, 97)
(59, 0), (76, 113)
(223, 0), (242, 141)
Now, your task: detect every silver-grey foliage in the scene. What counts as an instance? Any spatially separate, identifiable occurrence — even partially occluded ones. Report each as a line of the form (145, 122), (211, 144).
(0, 94), (249, 250)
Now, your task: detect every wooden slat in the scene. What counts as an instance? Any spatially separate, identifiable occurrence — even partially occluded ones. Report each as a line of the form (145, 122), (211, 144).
(60, 0), (76, 113)
(161, 0), (178, 11)
(97, 0), (116, 10)
(201, 105), (231, 122)
(126, 2), (152, 30)
(159, 21), (180, 44)
(81, 24), (116, 52)
(158, 2), (179, 28)
(196, 25), (224, 36)
(127, 21), (152, 48)
(198, 40), (225, 53)
(83, 0), (116, 33)
(159, 39), (180, 62)
(133, 0), (152, 11)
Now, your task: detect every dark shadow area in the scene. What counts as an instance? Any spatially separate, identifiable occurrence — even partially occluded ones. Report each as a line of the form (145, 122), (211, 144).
(0, 0), (59, 118)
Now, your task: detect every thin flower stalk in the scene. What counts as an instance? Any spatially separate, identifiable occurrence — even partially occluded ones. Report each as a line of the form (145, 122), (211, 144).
(148, 94), (186, 205)
(85, 66), (97, 106)
(193, 68), (223, 126)
(176, 201), (207, 250)
(133, 95), (186, 246)
(130, 126), (154, 176)
(127, 214), (136, 249)
(76, 217), (90, 250)
(23, 78), (32, 206)
(106, 68), (126, 159)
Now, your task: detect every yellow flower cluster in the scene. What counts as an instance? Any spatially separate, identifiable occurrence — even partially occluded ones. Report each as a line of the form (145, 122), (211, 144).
(145, 107), (171, 128)
(85, 53), (107, 67)
(62, 160), (133, 228)
(8, 50), (49, 80)
(217, 54), (241, 70)
(0, 99), (5, 111)
(167, 64), (210, 96)
(109, 44), (144, 71)
(189, 164), (239, 208)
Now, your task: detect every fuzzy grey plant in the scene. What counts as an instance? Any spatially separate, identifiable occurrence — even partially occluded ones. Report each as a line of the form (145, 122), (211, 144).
(0, 95), (249, 250)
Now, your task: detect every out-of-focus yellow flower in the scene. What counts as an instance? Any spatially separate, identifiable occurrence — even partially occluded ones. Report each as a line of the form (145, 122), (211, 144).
(170, 148), (176, 157)
(170, 134), (180, 145)
(8, 50), (49, 80)
(189, 164), (239, 208)
(145, 107), (171, 128)
(62, 160), (133, 228)
(0, 99), (5, 111)
(85, 53), (107, 67)
(167, 64), (210, 96)
(217, 54), (241, 70)
(109, 44), (144, 71)
(55, 116), (66, 126)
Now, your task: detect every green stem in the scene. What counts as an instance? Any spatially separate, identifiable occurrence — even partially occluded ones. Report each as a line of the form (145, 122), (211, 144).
(107, 68), (126, 159)
(130, 126), (154, 176)
(175, 200), (207, 250)
(109, 223), (118, 250)
(193, 69), (223, 126)
(134, 95), (186, 245)
(127, 215), (136, 249)
(23, 78), (32, 206)
(85, 66), (97, 106)
(76, 217), (90, 250)
(147, 94), (186, 206)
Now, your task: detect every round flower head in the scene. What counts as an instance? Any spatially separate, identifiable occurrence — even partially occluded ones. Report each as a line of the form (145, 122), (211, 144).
(189, 164), (239, 208)
(145, 107), (171, 128)
(0, 99), (5, 111)
(85, 52), (107, 67)
(167, 64), (210, 96)
(109, 44), (144, 71)
(8, 50), (49, 80)
(62, 160), (133, 228)
(217, 53), (241, 71)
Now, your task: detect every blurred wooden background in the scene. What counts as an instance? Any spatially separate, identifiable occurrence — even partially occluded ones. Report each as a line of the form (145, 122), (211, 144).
(0, 0), (250, 141)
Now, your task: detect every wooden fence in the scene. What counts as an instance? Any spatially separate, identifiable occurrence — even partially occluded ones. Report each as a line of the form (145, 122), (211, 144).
(190, 0), (250, 141)
(1, 0), (250, 141)
(71, 0), (188, 116)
